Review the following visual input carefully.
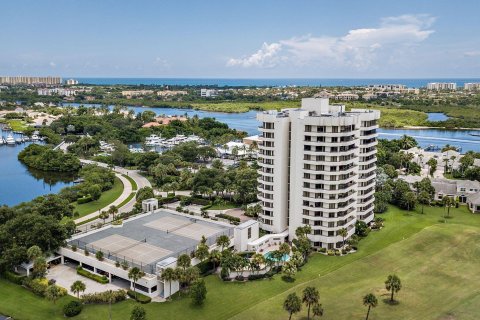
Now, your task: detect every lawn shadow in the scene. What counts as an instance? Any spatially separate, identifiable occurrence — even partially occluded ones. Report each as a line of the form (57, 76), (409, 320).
(382, 298), (400, 306)
(281, 275), (296, 283)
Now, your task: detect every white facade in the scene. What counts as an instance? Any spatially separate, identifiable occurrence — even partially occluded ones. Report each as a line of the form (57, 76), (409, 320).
(200, 88), (218, 98)
(256, 98), (380, 249)
(464, 83), (480, 91)
(66, 79), (79, 85)
(234, 220), (259, 252)
(427, 82), (457, 90)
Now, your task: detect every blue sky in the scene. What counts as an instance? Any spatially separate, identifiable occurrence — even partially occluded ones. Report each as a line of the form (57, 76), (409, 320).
(1, 0), (479, 78)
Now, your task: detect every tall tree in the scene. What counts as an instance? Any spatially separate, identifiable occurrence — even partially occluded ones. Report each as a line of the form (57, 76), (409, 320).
(363, 293), (378, 320)
(45, 285), (61, 304)
(70, 280), (86, 299)
(338, 228), (348, 248)
(385, 274), (402, 303)
(302, 286), (320, 320)
(283, 293), (302, 320)
(160, 267), (176, 300)
(128, 267), (145, 300)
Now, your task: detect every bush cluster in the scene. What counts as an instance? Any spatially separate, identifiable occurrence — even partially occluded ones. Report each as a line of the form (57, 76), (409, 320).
(2, 271), (26, 285)
(76, 267), (109, 284)
(23, 278), (67, 297)
(63, 300), (83, 317)
(215, 213), (240, 223)
(81, 289), (126, 304)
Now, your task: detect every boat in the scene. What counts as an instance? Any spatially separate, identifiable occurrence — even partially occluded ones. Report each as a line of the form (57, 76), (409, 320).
(2, 126), (12, 131)
(15, 138), (22, 144)
(6, 134), (16, 145)
(469, 133), (480, 137)
(31, 134), (39, 141)
(73, 178), (85, 184)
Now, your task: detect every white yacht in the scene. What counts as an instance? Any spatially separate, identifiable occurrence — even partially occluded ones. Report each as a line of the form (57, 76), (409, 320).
(31, 134), (40, 141)
(145, 134), (164, 146)
(6, 134), (16, 145)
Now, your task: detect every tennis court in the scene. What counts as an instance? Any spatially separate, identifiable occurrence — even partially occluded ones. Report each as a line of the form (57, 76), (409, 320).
(90, 234), (172, 264)
(144, 216), (222, 240)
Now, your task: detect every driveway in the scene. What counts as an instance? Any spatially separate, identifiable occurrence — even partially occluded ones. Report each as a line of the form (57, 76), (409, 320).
(47, 263), (129, 296)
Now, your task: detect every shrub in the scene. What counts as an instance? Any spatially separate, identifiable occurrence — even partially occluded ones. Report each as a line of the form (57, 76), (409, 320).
(327, 250), (335, 256)
(341, 249), (348, 255)
(81, 289), (126, 304)
(84, 249), (89, 256)
(96, 251), (104, 261)
(115, 261), (120, 268)
(235, 275), (245, 281)
(127, 290), (152, 304)
(248, 274), (265, 281)
(121, 261), (129, 270)
(191, 197), (211, 206)
(76, 267), (108, 284)
(112, 219), (123, 225)
(71, 244), (77, 252)
(63, 300), (83, 317)
(215, 213), (240, 223)
(196, 260), (214, 276)
(2, 271), (26, 285)
(220, 267), (230, 280)
(318, 248), (327, 253)
(23, 277), (48, 296)
(335, 250), (341, 256)
(77, 195), (92, 204)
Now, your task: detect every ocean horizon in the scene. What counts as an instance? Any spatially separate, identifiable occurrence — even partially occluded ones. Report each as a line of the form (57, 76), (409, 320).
(73, 77), (480, 88)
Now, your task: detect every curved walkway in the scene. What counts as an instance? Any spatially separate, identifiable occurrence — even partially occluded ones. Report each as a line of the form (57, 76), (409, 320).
(74, 159), (151, 225)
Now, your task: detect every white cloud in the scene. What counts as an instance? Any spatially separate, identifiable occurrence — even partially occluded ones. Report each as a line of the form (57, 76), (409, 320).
(227, 14), (435, 70)
(49, 61), (56, 67)
(227, 42), (283, 68)
(464, 51), (480, 57)
(154, 57), (171, 68)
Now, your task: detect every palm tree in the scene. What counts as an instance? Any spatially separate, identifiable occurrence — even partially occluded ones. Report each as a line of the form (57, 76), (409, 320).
(363, 293), (378, 320)
(279, 242), (291, 257)
(442, 196), (455, 218)
(216, 235), (230, 251)
(302, 286), (320, 320)
(385, 274), (402, 303)
(312, 303), (324, 318)
(128, 267), (145, 300)
(251, 253), (266, 275)
(209, 249), (222, 272)
(338, 228), (348, 248)
(195, 243), (209, 262)
(283, 293), (302, 320)
(418, 191), (431, 214)
(99, 211), (109, 224)
(106, 289), (114, 320)
(108, 205), (118, 221)
(177, 254), (191, 271)
(160, 267), (176, 300)
(70, 280), (86, 299)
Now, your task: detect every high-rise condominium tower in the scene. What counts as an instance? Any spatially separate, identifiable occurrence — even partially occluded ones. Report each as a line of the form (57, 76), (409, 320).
(257, 97), (380, 249)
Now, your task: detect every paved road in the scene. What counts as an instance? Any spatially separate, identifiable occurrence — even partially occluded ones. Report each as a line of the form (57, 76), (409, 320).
(74, 159), (152, 225)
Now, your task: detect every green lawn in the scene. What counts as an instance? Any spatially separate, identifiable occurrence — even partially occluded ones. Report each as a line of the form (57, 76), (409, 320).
(208, 201), (239, 210)
(1, 205), (479, 320)
(6, 119), (29, 131)
(122, 174), (138, 190)
(118, 192), (135, 209)
(73, 177), (124, 217)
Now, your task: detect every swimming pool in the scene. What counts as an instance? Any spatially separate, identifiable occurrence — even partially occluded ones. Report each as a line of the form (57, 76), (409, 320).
(263, 251), (290, 262)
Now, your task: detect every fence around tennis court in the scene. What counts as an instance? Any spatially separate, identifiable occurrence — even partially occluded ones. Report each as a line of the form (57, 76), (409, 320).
(69, 228), (233, 274)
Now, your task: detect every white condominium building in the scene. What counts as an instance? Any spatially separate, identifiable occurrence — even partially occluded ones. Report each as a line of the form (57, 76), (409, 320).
(0, 76), (62, 85)
(257, 98), (380, 249)
(427, 82), (457, 90)
(464, 83), (480, 91)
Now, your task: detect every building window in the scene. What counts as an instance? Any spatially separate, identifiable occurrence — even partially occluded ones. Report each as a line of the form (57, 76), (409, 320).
(248, 227), (252, 239)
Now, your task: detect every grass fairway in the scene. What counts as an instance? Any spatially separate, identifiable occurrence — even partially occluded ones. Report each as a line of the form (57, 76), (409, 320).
(1, 205), (479, 320)
(73, 177), (123, 217)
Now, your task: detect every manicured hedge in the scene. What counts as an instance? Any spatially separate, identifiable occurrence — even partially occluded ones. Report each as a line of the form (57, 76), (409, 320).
(191, 197), (211, 206)
(2, 270), (26, 285)
(127, 290), (152, 304)
(76, 267), (109, 284)
(215, 213), (241, 223)
(77, 195), (92, 204)
(196, 260), (214, 276)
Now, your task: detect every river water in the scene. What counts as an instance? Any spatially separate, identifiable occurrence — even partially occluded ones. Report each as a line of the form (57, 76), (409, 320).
(0, 129), (76, 206)
(2, 106), (480, 206)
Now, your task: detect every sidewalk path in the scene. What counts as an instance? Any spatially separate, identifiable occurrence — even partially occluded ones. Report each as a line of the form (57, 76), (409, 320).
(74, 159), (152, 224)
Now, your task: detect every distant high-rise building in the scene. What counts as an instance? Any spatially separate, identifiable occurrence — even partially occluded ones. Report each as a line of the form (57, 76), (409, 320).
(464, 83), (480, 91)
(65, 79), (79, 85)
(427, 82), (457, 91)
(256, 98), (380, 249)
(0, 76), (62, 85)
(200, 88), (218, 98)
